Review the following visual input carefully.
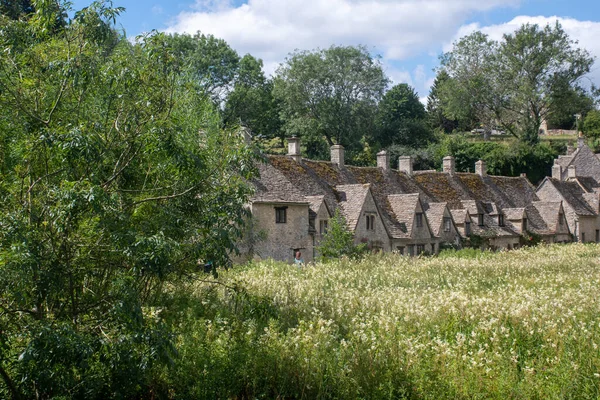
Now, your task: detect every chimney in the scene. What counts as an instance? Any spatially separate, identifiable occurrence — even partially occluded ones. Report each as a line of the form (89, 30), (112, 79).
(552, 164), (563, 180)
(330, 145), (345, 168)
(567, 165), (577, 179)
(475, 159), (486, 176)
(398, 156), (413, 176)
(287, 136), (301, 162)
(566, 143), (575, 155)
(443, 156), (455, 175)
(377, 150), (389, 170)
(578, 132), (585, 148)
(520, 173), (527, 178)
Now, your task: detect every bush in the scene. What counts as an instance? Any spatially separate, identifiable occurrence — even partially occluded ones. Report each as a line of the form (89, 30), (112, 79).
(318, 209), (367, 261)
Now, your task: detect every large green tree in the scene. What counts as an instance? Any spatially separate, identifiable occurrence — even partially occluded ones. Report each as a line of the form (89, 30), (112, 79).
(273, 45), (388, 159)
(375, 83), (433, 148)
(439, 22), (594, 144)
(0, 1), (256, 397)
(426, 70), (460, 133)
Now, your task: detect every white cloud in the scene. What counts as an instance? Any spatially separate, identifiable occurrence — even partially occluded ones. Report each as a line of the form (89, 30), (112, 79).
(446, 16), (600, 88)
(165, 0), (520, 75)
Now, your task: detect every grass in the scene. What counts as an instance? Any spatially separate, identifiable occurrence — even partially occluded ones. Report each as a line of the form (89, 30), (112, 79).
(164, 244), (600, 399)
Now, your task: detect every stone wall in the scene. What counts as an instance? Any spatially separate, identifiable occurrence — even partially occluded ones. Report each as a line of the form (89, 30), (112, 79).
(352, 193), (390, 251)
(250, 202), (314, 262)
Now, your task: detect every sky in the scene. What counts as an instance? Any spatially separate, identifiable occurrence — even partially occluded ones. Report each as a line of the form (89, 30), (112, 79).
(71, 0), (600, 103)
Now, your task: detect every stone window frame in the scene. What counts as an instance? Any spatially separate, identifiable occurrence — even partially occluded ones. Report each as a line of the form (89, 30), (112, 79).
(415, 213), (423, 228)
(498, 214), (504, 227)
(319, 219), (328, 235)
(365, 213), (376, 231)
(465, 221), (471, 235)
(443, 217), (451, 232)
(275, 206), (287, 224)
(522, 217), (528, 231)
(478, 213), (484, 226)
(416, 244), (425, 254)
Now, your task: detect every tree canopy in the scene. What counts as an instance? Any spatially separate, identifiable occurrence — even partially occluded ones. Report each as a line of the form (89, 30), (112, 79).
(273, 45), (388, 159)
(439, 22), (595, 144)
(0, 1), (256, 397)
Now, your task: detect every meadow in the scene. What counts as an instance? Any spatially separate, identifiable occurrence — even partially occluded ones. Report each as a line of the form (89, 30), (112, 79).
(164, 244), (600, 399)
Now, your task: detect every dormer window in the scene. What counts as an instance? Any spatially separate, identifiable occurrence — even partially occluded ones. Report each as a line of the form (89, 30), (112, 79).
(443, 217), (451, 232)
(319, 219), (328, 234)
(498, 214), (504, 227)
(522, 218), (528, 231)
(559, 213), (564, 226)
(275, 207), (287, 223)
(478, 213), (484, 226)
(416, 213), (424, 228)
(465, 221), (471, 235)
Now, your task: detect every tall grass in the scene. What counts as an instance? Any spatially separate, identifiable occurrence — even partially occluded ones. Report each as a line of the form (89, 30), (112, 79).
(164, 244), (600, 399)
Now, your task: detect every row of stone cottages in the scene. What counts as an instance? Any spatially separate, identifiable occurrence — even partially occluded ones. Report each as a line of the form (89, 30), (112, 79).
(237, 136), (600, 263)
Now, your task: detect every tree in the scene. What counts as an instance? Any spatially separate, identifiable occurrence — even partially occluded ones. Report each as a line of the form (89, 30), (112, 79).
(273, 45), (388, 159)
(584, 109), (600, 138)
(439, 22), (594, 144)
(223, 54), (282, 142)
(0, 2), (257, 397)
(426, 70), (460, 133)
(165, 32), (241, 102)
(375, 83), (433, 148)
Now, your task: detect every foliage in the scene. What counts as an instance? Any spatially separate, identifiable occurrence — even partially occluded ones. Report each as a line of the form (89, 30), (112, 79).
(318, 209), (366, 261)
(426, 70), (460, 133)
(387, 144), (438, 171)
(223, 54), (283, 142)
(584, 109), (600, 138)
(273, 45), (388, 159)
(439, 22), (595, 144)
(375, 83), (434, 148)
(165, 244), (600, 399)
(0, 2), (257, 398)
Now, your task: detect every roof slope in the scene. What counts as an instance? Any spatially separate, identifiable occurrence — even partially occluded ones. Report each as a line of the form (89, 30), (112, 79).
(423, 202), (449, 237)
(252, 161), (307, 203)
(546, 178), (596, 216)
(335, 184), (370, 231)
(387, 194), (421, 238)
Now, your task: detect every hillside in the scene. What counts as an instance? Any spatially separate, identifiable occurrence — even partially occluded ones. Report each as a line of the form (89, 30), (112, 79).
(166, 244), (600, 398)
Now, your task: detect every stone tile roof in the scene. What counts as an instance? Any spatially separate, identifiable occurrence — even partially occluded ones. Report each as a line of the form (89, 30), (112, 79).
(574, 176), (600, 193)
(251, 161), (308, 203)
(335, 184), (370, 231)
(547, 178), (596, 216)
(567, 145), (600, 179)
(387, 194), (421, 238)
(423, 202), (448, 237)
(305, 195), (327, 215)
(450, 209), (469, 223)
(504, 207), (525, 220)
(528, 201), (563, 235)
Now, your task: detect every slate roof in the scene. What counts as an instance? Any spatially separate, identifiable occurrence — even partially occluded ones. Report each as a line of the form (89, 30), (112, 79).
(545, 178), (596, 216)
(423, 202), (449, 237)
(387, 194), (421, 238)
(251, 161), (308, 203)
(573, 176), (600, 193)
(335, 184), (370, 231)
(450, 209), (469, 224)
(305, 195), (327, 216)
(504, 208), (525, 220)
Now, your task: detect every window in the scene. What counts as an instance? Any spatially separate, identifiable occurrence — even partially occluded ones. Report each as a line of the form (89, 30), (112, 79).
(416, 213), (423, 228)
(498, 214), (504, 227)
(416, 244), (425, 255)
(478, 213), (484, 226)
(465, 221), (471, 235)
(275, 207), (287, 223)
(443, 217), (451, 232)
(596, 230), (599, 243)
(582, 232), (586, 242)
(396, 246), (405, 255)
(319, 220), (328, 234)
(522, 218), (528, 231)
(366, 214), (375, 231)
(559, 213), (564, 226)
(407, 245), (415, 257)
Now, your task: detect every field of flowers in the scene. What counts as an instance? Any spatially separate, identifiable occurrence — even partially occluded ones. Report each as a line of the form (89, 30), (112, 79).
(166, 244), (600, 399)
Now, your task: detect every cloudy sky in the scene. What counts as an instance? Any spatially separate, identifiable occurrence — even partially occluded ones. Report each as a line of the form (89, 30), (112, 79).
(72, 0), (600, 101)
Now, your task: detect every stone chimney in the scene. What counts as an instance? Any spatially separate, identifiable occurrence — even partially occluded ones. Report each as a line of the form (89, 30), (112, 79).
(552, 164), (563, 180)
(567, 165), (577, 179)
(443, 156), (455, 175)
(578, 132), (585, 148)
(475, 159), (486, 177)
(566, 143), (575, 155)
(287, 136), (301, 162)
(520, 173), (527, 178)
(398, 156), (413, 176)
(330, 145), (345, 168)
(377, 150), (389, 170)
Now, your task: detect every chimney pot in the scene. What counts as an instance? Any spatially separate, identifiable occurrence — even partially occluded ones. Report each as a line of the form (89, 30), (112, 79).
(475, 159), (486, 176)
(377, 150), (389, 170)
(578, 133), (585, 148)
(287, 136), (301, 162)
(443, 156), (455, 175)
(330, 145), (345, 168)
(398, 156), (413, 176)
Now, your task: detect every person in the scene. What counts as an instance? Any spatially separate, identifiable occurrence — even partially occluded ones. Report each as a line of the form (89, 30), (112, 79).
(294, 251), (304, 266)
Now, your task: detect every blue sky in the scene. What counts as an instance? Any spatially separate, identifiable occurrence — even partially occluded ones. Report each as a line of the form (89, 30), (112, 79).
(71, 0), (600, 101)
